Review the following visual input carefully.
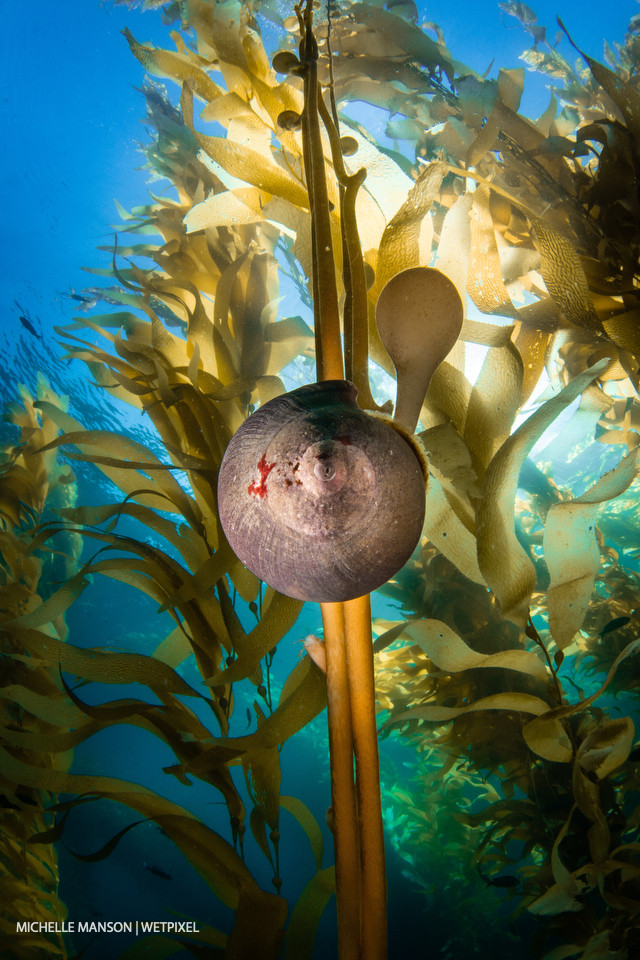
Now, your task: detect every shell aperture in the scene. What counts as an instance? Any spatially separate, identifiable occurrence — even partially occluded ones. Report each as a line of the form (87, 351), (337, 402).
(217, 380), (426, 602)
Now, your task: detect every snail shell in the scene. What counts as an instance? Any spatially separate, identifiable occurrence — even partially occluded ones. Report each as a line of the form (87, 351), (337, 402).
(217, 380), (426, 603)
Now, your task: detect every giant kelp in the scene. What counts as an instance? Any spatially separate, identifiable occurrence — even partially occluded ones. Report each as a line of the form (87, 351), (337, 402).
(0, 379), (82, 960)
(3, 0), (640, 958)
(2, 6), (333, 953)
(360, 6), (640, 956)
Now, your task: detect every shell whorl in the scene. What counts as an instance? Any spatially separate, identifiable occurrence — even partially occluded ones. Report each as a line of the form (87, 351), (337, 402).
(217, 380), (426, 602)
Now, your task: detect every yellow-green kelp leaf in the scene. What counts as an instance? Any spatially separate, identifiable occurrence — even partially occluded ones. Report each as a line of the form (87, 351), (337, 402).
(0, 875), (64, 908)
(1, 716), (105, 755)
(532, 220), (601, 330)
(521, 712), (574, 764)
(463, 336), (524, 477)
(0, 930), (66, 959)
(386, 692), (552, 727)
(61, 501), (209, 572)
(513, 325), (552, 405)
(33, 412), (198, 520)
(374, 161), (446, 292)
(349, 126), (414, 229)
(117, 931), (226, 960)
(0, 683), (85, 729)
(527, 871), (585, 916)
(281, 796), (324, 873)
(421, 421), (481, 498)
(433, 193), (473, 312)
(350, 3), (455, 82)
(62, 819), (148, 863)
(285, 866), (335, 960)
(0, 925), (66, 957)
(577, 717), (635, 781)
(0, 747), (255, 910)
(523, 637), (640, 762)
(10, 628), (200, 699)
(422, 360), (472, 440)
(224, 884), (288, 960)
(467, 186), (518, 320)
(153, 625), (193, 669)
(528, 809), (584, 915)
(529, 823), (632, 918)
(423, 474), (486, 585)
(544, 450), (639, 649)
(182, 86), (308, 209)
(559, 19), (640, 138)
(243, 747), (281, 833)
(184, 187), (265, 232)
(3, 572), (86, 630)
(476, 359), (610, 625)
(603, 307), (640, 355)
(263, 316), (314, 381)
(572, 764), (611, 866)
(164, 550), (237, 609)
(498, 67), (525, 112)
(205, 591), (302, 685)
(167, 658), (327, 784)
(401, 619), (547, 680)
(239, 658), (327, 751)
(122, 27), (222, 103)
(249, 806), (276, 872)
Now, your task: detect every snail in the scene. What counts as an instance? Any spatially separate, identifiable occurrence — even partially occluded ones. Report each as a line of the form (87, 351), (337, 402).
(217, 380), (426, 602)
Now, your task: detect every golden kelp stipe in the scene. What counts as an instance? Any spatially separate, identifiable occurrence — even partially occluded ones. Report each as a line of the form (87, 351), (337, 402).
(2, 0), (640, 958)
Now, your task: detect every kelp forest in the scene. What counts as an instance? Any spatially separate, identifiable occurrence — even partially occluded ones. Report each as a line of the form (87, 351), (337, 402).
(2, 0), (640, 958)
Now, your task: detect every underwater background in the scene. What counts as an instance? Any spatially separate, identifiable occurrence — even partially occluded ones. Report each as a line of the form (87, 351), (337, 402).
(2, 1), (640, 959)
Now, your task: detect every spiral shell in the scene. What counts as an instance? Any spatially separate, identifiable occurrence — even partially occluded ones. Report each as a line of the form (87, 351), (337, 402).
(217, 380), (426, 602)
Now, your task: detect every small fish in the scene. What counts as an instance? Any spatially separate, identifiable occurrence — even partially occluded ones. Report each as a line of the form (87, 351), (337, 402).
(14, 300), (40, 337)
(245, 708), (252, 729)
(600, 616), (631, 638)
(478, 869), (518, 888)
(69, 292), (96, 305)
(144, 862), (172, 880)
(19, 315), (40, 337)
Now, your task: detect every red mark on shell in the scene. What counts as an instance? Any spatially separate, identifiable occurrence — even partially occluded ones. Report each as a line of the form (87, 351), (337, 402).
(248, 454), (276, 498)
